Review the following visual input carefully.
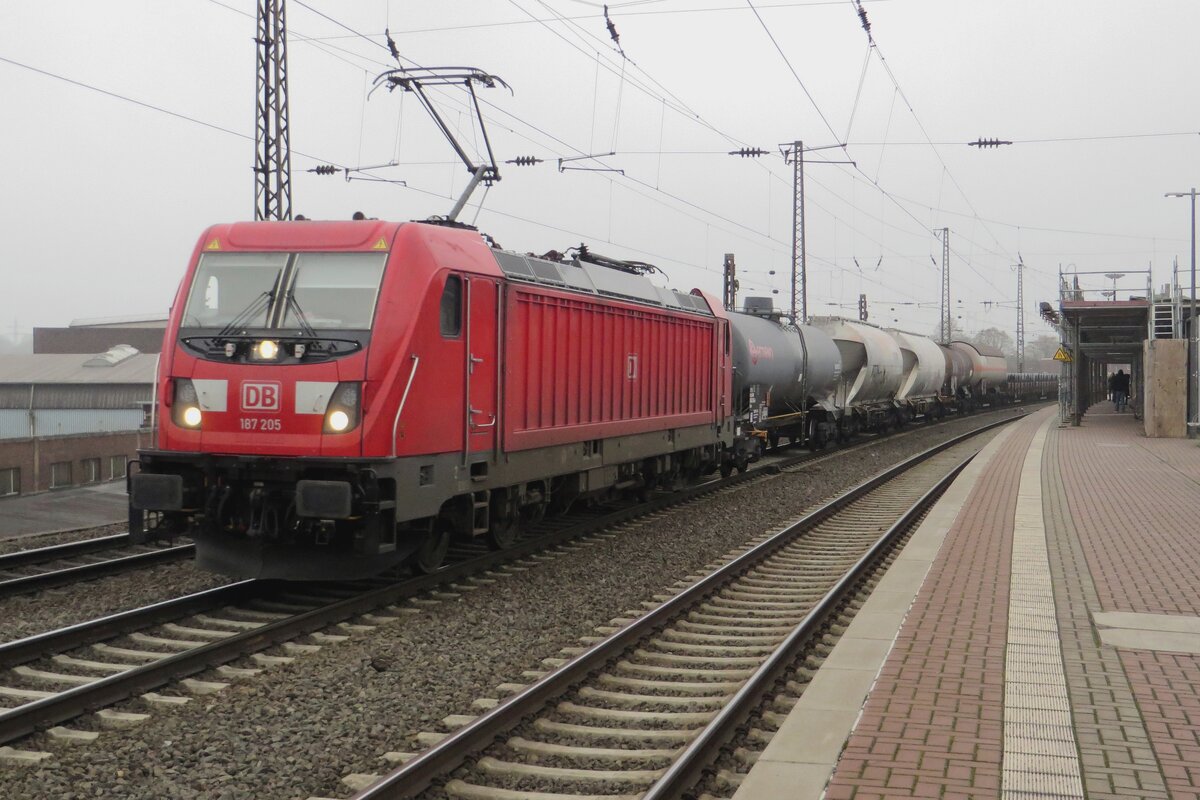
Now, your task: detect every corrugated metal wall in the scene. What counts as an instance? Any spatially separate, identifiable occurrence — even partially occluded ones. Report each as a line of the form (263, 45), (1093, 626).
(0, 409), (146, 440)
(0, 411), (30, 439)
(504, 290), (718, 451)
(0, 384), (149, 410)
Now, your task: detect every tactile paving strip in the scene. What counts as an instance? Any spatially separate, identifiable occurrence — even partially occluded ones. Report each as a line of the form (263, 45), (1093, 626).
(1001, 420), (1085, 800)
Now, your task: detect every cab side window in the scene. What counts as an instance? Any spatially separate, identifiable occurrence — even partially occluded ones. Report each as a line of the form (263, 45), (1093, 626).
(440, 275), (462, 337)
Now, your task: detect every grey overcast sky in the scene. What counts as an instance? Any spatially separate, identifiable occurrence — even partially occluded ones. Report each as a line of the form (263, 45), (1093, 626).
(1, 1), (1197, 340)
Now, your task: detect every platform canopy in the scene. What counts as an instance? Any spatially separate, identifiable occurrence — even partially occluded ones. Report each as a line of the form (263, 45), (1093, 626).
(1058, 270), (1152, 360)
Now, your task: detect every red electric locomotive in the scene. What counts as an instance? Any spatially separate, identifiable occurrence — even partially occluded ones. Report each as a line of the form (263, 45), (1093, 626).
(129, 219), (734, 579)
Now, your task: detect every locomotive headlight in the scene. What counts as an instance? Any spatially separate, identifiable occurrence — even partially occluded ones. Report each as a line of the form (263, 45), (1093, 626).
(323, 382), (361, 434)
(172, 379), (203, 430)
(255, 340), (279, 360)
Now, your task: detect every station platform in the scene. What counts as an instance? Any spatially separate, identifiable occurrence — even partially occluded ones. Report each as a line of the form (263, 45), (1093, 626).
(735, 403), (1200, 799)
(0, 480), (127, 541)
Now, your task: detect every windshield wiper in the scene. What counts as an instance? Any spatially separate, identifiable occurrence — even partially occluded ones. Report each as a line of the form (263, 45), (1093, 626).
(283, 290), (319, 339)
(213, 290), (274, 342)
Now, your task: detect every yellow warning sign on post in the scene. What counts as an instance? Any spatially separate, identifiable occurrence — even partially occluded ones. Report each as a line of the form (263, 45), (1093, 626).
(372, 238), (388, 250)
(1053, 346), (1073, 362)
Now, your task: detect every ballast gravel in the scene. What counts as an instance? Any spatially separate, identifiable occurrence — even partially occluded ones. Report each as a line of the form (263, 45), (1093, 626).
(0, 407), (1029, 800)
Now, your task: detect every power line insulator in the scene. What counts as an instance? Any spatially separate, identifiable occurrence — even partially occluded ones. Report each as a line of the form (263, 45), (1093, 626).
(856, 1), (871, 34)
(728, 147), (768, 158)
(310, 164), (339, 175)
(968, 138), (1013, 148)
(505, 156), (544, 166)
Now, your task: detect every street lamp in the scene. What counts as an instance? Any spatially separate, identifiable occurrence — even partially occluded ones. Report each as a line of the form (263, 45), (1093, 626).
(1104, 272), (1125, 299)
(1166, 188), (1198, 437)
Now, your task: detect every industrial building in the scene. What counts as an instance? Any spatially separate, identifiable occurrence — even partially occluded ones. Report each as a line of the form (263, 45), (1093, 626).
(32, 314), (167, 355)
(0, 345), (155, 496)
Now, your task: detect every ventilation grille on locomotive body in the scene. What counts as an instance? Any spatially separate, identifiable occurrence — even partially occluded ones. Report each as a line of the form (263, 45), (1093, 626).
(491, 250), (713, 315)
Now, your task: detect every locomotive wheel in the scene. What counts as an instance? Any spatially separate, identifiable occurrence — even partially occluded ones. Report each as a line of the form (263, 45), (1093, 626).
(486, 515), (519, 551)
(720, 461), (734, 479)
(412, 520), (451, 574)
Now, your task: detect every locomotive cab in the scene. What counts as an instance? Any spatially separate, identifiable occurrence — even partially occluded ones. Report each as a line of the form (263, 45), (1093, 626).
(130, 221), (457, 579)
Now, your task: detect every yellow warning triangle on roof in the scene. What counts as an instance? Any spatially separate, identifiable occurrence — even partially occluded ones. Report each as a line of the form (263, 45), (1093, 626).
(205, 239), (221, 250)
(372, 238), (388, 250)
(1053, 346), (1073, 362)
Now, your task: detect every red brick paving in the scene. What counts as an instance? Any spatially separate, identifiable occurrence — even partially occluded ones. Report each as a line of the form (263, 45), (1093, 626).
(823, 409), (1047, 798)
(1119, 650), (1200, 800)
(1055, 408), (1200, 799)
(821, 406), (1200, 798)
(1056, 407), (1200, 616)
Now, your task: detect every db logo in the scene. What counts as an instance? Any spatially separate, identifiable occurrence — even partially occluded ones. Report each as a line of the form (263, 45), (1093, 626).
(241, 382), (281, 412)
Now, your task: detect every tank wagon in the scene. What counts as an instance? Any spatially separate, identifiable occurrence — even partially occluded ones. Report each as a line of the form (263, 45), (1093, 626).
(725, 299), (840, 465)
(128, 221), (1058, 582)
(808, 317), (905, 436)
(723, 301), (1057, 452)
(941, 344), (974, 398)
(950, 340), (1012, 409)
(129, 220), (733, 580)
(887, 329), (946, 422)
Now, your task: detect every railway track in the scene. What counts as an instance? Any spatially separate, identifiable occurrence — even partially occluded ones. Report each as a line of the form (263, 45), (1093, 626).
(0, 535), (195, 598)
(341, 414), (1020, 800)
(0, 438), (832, 748)
(0, 410), (1022, 759)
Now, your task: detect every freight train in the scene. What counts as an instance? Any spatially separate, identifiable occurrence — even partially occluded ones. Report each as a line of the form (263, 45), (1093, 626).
(128, 219), (1055, 580)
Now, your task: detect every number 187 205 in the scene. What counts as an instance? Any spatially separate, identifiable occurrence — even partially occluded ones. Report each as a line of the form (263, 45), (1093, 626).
(240, 418), (282, 431)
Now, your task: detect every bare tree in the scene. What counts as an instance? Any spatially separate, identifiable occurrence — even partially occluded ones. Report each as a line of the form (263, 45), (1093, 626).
(973, 327), (1016, 356)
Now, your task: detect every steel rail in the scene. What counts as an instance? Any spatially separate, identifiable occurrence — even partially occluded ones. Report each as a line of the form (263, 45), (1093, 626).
(349, 411), (1023, 799)
(0, 543), (196, 599)
(643, 451), (973, 799)
(0, 580), (260, 669)
(0, 533), (133, 570)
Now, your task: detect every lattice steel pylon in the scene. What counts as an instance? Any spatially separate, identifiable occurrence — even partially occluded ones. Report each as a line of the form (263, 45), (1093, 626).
(940, 227), (951, 343)
(1016, 257), (1025, 372)
(254, 0), (291, 221)
(788, 140), (807, 324)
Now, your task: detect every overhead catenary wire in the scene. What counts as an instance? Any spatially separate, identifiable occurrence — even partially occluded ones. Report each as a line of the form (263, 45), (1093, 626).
(21, 3), (1151, 324)
(285, 0), (807, 256)
(291, 1), (889, 41)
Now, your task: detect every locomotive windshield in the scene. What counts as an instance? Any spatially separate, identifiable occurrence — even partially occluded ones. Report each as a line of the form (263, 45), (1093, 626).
(280, 253), (386, 330)
(182, 252), (387, 331)
(182, 252), (286, 329)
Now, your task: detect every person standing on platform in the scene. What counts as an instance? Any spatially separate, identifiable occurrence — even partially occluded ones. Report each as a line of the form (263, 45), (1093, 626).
(1110, 369), (1130, 412)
